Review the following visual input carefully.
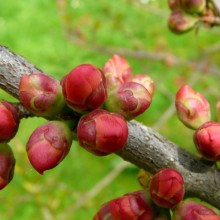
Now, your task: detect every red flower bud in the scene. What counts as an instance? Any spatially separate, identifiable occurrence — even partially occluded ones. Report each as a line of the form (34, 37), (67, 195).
(93, 190), (155, 220)
(103, 54), (133, 91)
(149, 168), (185, 208)
(180, 0), (206, 14)
(0, 143), (15, 190)
(0, 101), (19, 143)
(19, 73), (65, 118)
(26, 121), (73, 174)
(77, 109), (128, 156)
(105, 82), (152, 120)
(168, 10), (199, 34)
(132, 74), (155, 97)
(175, 85), (210, 129)
(61, 64), (107, 113)
(193, 121), (220, 161)
(173, 201), (219, 220)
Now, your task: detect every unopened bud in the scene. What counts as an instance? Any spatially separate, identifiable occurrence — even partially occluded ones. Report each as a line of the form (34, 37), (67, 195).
(0, 143), (15, 190)
(0, 101), (19, 143)
(19, 73), (65, 118)
(149, 168), (185, 208)
(61, 64), (107, 113)
(180, 0), (206, 14)
(168, 10), (199, 34)
(132, 74), (155, 96)
(103, 54), (133, 91)
(93, 190), (155, 220)
(105, 82), (152, 120)
(193, 121), (220, 161)
(175, 85), (210, 129)
(26, 121), (73, 174)
(173, 201), (219, 220)
(77, 109), (128, 156)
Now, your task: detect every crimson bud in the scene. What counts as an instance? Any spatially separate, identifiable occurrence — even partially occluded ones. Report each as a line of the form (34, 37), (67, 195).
(173, 201), (219, 220)
(26, 121), (73, 174)
(193, 121), (220, 161)
(19, 73), (65, 118)
(103, 54), (133, 91)
(175, 85), (210, 129)
(105, 82), (152, 120)
(168, 10), (199, 34)
(0, 101), (19, 143)
(61, 64), (107, 113)
(0, 143), (15, 190)
(93, 190), (155, 220)
(149, 168), (185, 208)
(77, 109), (128, 156)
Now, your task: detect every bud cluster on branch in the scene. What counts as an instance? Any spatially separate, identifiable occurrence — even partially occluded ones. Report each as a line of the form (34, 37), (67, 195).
(0, 46), (220, 217)
(167, 0), (220, 34)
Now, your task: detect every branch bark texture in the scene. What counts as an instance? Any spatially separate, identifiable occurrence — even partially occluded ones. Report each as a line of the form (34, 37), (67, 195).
(0, 45), (220, 210)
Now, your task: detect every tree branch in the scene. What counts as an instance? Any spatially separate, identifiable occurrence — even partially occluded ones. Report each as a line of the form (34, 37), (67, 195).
(0, 45), (220, 210)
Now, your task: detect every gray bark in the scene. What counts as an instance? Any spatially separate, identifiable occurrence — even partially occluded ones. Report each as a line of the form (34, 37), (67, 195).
(0, 45), (220, 210)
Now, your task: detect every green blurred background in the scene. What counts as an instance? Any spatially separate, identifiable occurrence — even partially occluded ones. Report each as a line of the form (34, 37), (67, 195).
(0, 0), (220, 219)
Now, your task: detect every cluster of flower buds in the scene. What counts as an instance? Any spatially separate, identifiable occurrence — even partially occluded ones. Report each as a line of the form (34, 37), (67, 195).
(175, 84), (220, 162)
(94, 167), (220, 219)
(15, 54), (155, 176)
(167, 0), (218, 34)
(103, 54), (154, 120)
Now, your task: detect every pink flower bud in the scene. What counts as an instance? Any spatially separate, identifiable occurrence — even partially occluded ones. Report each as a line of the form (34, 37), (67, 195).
(193, 121), (220, 161)
(77, 109), (128, 156)
(0, 101), (19, 143)
(168, 10), (199, 34)
(26, 121), (73, 174)
(180, 0), (206, 14)
(61, 64), (107, 113)
(19, 73), (65, 118)
(175, 85), (210, 129)
(93, 190), (155, 220)
(103, 54), (133, 90)
(105, 82), (152, 120)
(173, 201), (219, 220)
(132, 74), (155, 97)
(0, 143), (15, 190)
(149, 168), (185, 209)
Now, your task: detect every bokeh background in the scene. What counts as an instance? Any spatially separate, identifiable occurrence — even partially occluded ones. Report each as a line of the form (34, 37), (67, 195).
(0, 0), (220, 219)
